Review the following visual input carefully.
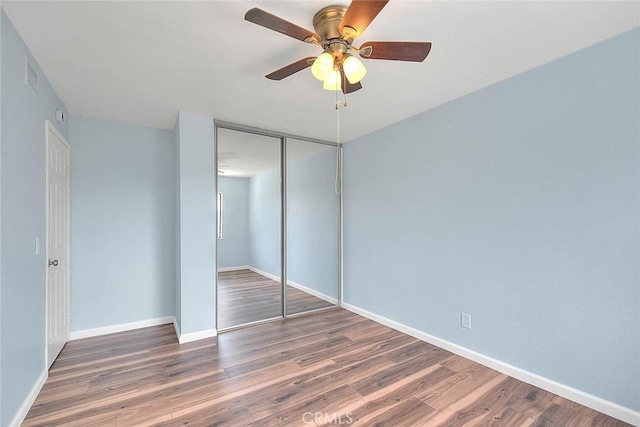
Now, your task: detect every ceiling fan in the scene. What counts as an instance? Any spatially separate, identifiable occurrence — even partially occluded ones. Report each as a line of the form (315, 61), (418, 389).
(244, 0), (432, 94)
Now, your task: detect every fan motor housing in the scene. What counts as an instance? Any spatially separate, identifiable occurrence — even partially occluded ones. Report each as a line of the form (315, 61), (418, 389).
(312, 5), (347, 41)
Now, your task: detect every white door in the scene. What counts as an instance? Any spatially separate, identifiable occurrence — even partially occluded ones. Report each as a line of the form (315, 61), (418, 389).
(46, 120), (70, 367)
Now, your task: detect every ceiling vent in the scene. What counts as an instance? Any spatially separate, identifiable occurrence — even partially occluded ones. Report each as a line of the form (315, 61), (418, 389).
(25, 57), (38, 94)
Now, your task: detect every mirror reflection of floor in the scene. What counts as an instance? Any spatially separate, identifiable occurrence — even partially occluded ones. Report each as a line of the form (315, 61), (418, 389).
(217, 269), (334, 329)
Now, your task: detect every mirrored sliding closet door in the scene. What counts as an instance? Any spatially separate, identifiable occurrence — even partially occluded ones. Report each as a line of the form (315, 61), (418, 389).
(216, 128), (282, 329)
(285, 138), (339, 316)
(215, 124), (340, 331)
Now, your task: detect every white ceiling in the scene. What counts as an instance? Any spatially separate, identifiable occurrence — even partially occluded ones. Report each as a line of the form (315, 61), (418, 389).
(3, 1), (638, 142)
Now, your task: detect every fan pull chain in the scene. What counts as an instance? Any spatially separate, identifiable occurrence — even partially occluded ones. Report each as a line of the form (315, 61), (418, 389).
(335, 101), (342, 195)
(343, 70), (348, 107)
(336, 98), (340, 145)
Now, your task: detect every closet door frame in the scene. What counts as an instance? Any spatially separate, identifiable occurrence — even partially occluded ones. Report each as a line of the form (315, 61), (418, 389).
(214, 120), (341, 332)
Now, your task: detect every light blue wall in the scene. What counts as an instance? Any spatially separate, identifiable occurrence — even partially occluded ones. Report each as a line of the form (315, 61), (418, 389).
(287, 146), (339, 298)
(343, 28), (640, 411)
(176, 112), (216, 335)
(248, 167), (281, 277)
(218, 177), (249, 269)
(68, 115), (175, 331)
(0, 11), (69, 426)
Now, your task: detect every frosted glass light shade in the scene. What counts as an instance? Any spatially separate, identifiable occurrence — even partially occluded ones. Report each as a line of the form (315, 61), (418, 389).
(343, 55), (367, 84)
(311, 52), (334, 81)
(322, 70), (342, 91)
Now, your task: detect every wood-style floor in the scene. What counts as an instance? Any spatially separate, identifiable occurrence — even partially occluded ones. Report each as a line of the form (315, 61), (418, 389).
(218, 269), (333, 329)
(24, 309), (628, 426)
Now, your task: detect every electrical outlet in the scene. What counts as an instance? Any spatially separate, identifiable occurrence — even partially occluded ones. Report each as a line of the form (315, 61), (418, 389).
(461, 313), (471, 330)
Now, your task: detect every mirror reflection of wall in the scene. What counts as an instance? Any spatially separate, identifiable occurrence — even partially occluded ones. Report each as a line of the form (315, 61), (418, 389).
(217, 128), (282, 330)
(286, 139), (339, 316)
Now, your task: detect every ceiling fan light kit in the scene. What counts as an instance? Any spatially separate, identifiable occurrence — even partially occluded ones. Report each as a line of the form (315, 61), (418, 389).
(342, 54), (366, 84)
(244, 0), (432, 99)
(323, 69), (342, 91)
(311, 51), (335, 81)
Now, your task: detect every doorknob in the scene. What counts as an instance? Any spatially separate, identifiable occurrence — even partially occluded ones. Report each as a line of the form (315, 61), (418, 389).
(48, 259), (59, 267)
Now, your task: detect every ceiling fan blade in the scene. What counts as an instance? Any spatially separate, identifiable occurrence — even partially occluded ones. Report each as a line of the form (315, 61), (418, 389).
(340, 69), (363, 94)
(245, 8), (320, 43)
(265, 57), (316, 81)
(339, 0), (389, 39)
(360, 41), (432, 62)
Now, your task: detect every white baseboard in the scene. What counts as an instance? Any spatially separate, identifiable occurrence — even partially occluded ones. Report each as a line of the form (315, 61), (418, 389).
(71, 314), (216, 346)
(217, 265), (249, 272)
(173, 316), (181, 340)
(178, 328), (217, 344)
(172, 315), (216, 344)
(287, 279), (338, 305)
(247, 266), (338, 305)
(70, 316), (175, 340)
(9, 368), (47, 427)
(247, 266), (279, 282)
(341, 302), (640, 426)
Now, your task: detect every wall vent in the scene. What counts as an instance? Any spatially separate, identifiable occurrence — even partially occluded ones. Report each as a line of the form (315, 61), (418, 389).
(25, 58), (38, 94)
